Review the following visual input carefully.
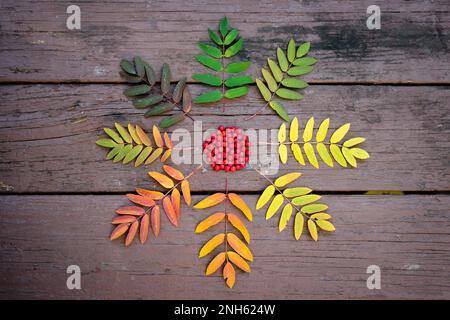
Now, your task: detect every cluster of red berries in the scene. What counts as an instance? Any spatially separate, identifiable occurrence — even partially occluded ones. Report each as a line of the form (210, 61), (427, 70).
(203, 126), (250, 172)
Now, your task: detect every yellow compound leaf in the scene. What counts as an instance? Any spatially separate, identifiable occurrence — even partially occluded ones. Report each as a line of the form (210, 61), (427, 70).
(115, 122), (132, 144)
(228, 193), (252, 221)
(223, 262), (236, 289)
(163, 132), (174, 149)
(343, 137), (365, 148)
(145, 147), (163, 165)
(294, 212), (304, 240)
(227, 213), (250, 243)
(283, 187), (312, 197)
(316, 143), (334, 167)
(194, 193), (226, 209)
(148, 171), (174, 189)
(227, 233), (253, 261)
(181, 180), (191, 206)
(307, 219), (318, 241)
(304, 142), (319, 169)
(199, 233), (225, 258)
(152, 125), (164, 148)
(303, 117), (314, 142)
(291, 143), (305, 165)
(279, 203), (293, 232)
(330, 144), (347, 167)
(163, 165), (184, 180)
(279, 144), (288, 164)
(266, 194), (284, 220)
(128, 123), (142, 145)
(274, 172), (302, 187)
(205, 252), (226, 276)
(330, 123), (350, 144)
(195, 212), (226, 233)
(342, 147), (357, 167)
(135, 125), (151, 147)
(316, 118), (329, 142)
(256, 185), (275, 210)
(289, 116), (299, 142)
(311, 213), (332, 220)
(278, 123), (286, 143)
(292, 194), (321, 206)
(350, 147), (370, 159)
(227, 251), (250, 272)
(316, 220), (336, 231)
(302, 203), (328, 214)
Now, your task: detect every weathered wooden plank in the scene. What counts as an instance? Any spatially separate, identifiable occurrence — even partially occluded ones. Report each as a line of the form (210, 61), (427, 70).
(0, 194), (449, 299)
(1, 0), (449, 82)
(0, 84), (449, 193)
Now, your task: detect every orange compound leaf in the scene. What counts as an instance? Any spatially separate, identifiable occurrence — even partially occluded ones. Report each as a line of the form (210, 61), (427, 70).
(116, 205), (145, 216)
(135, 188), (164, 200)
(226, 233), (253, 261)
(135, 125), (151, 147)
(163, 165), (185, 180)
(195, 212), (226, 233)
(171, 188), (181, 218)
(163, 196), (178, 226)
(223, 262), (236, 289)
(228, 193), (252, 221)
(126, 194), (156, 207)
(193, 193), (226, 209)
(112, 215), (136, 225)
(152, 125), (164, 148)
(148, 171), (174, 189)
(227, 213), (250, 243)
(110, 223), (129, 241)
(199, 233), (225, 258)
(125, 220), (139, 246)
(163, 132), (174, 149)
(150, 205), (160, 237)
(160, 149), (172, 163)
(205, 252), (226, 276)
(181, 180), (191, 206)
(140, 214), (149, 244)
(227, 251), (250, 272)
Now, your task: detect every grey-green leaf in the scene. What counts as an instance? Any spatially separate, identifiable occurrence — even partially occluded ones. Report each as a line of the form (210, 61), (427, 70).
(192, 73), (222, 86)
(198, 42), (222, 59)
(119, 72), (141, 83)
(224, 29), (239, 45)
(144, 62), (156, 85)
(132, 95), (164, 108)
(277, 48), (289, 72)
(196, 55), (223, 72)
(224, 61), (251, 73)
(120, 59), (136, 75)
(224, 86), (249, 99)
(208, 28), (223, 45)
(296, 42), (311, 58)
(269, 101), (289, 121)
(219, 16), (228, 37)
(123, 84), (151, 97)
(281, 78), (309, 89)
(159, 113), (185, 128)
(173, 78), (186, 103)
(276, 88), (304, 100)
(193, 90), (223, 104)
(134, 56), (146, 78)
(224, 76), (253, 87)
(224, 38), (243, 58)
(287, 66), (313, 76)
(144, 103), (174, 117)
(293, 57), (317, 66)
(161, 63), (171, 95)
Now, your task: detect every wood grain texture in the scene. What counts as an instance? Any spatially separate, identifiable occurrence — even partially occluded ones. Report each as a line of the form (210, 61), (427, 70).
(0, 194), (449, 299)
(0, 0), (449, 82)
(1, 84), (449, 193)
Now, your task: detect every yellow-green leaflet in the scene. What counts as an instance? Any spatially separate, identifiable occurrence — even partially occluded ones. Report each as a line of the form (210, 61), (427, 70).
(279, 203), (293, 232)
(307, 219), (318, 241)
(292, 194), (321, 206)
(289, 117), (298, 142)
(301, 203), (328, 214)
(134, 146), (153, 167)
(342, 147), (357, 167)
(303, 117), (314, 142)
(343, 137), (365, 147)
(330, 144), (347, 167)
(291, 143), (305, 165)
(279, 144), (288, 164)
(267, 58), (283, 82)
(316, 118), (329, 142)
(114, 144), (132, 162)
(256, 185), (275, 210)
(115, 122), (132, 144)
(287, 39), (296, 63)
(256, 79), (272, 102)
(106, 144), (123, 160)
(278, 123), (286, 143)
(144, 147), (163, 165)
(330, 123), (350, 144)
(266, 194), (284, 220)
(294, 213), (304, 240)
(316, 143), (334, 167)
(350, 148), (370, 159)
(304, 142), (319, 168)
(104, 128), (124, 144)
(261, 68), (277, 92)
(128, 124), (142, 145)
(274, 172), (302, 187)
(316, 220), (335, 231)
(123, 145), (143, 164)
(311, 213), (331, 220)
(277, 47), (288, 72)
(283, 187), (312, 197)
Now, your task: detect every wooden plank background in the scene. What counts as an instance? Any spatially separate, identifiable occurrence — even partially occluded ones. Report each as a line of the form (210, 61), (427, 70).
(0, 0), (449, 299)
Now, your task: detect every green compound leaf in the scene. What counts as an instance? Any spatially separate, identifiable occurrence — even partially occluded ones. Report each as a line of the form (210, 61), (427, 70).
(196, 55), (223, 72)
(96, 139), (117, 148)
(224, 29), (239, 45)
(267, 59), (283, 82)
(123, 84), (151, 97)
(277, 48), (289, 72)
(261, 68), (278, 92)
(287, 39), (296, 63)
(123, 145), (143, 164)
(132, 95), (164, 108)
(159, 113), (185, 128)
(296, 42), (311, 58)
(224, 61), (251, 73)
(208, 28), (223, 45)
(293, 57), (317, 66)
(144, 103), (174, 117)
(269, 101), (289, 122)
(224, 86), (249, 99)
(219, 16), (228, 37)
(276, 88), (303, 100)
(161, 63), (171, 95)
(224, 38), (243, 58)
(134, 56), (146, 78)
(120, 59), (136, 75)
(287, 66), (313, 76)
(104, 128), (123, 144)
(198, 42), (223, 59)
(193, 90), (223, 104)
(192, 74), (223, 86)
(256, 79), (272, 102)
(224, 76), (253, 87)
(281, 78), (308, 89)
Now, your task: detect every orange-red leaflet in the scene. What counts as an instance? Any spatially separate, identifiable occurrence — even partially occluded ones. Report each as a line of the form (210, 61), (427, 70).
(110, 223), (129, 241)
(126, 194), (155, 207)
(125, 220), (139, 246)
(150, 205), (160, 237)
(112, 215), (136, 225)
(116, 205), (145, 216)
(194, 193), (226, 209)
(228, 193), (252, 221)
(148, 171), (174, 189)
(226, 233), (253, 261)
(163, 196), (178, 226)
(195, 212), (226, 233)
(140, 214), (149, 244)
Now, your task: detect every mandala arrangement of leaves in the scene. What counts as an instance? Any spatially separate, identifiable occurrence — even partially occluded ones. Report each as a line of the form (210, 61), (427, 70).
(277, 116), (370, 168)
(248, 39), (316, 121)
(193, 17), (253, 104)
(110, 165), (196, 245)
(96, 123), (174, 167)
(193, 180), (253, 288)
(120, 56), (192, 128)
(254, 170), (335, 241)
